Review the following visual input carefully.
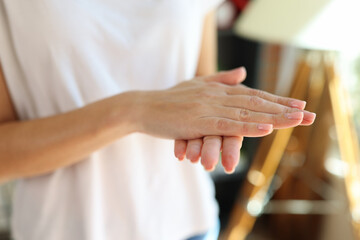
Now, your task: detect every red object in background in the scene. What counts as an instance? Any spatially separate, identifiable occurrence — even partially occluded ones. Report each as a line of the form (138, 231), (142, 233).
(217, 0), (250, 30)
(231, 0), (249, 11)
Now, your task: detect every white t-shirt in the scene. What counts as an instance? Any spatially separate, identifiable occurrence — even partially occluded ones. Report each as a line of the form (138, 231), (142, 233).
(0, 0), (224, 240)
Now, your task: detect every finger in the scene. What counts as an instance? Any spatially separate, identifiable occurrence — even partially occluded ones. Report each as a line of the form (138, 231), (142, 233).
(186, 139), (203, 163)
(211, 106), (304, 129)
(221, 136), (243, 174)
(205, 67), (247, 85)
(302, 111), (317, 125)
(200, 117), (273, 137)
(174, 140), (187, 161)
(221, 95), (298, 114)
(201, 136), (222, 171)
(226, 85), (307, 110)
(220, 95), (316, 124)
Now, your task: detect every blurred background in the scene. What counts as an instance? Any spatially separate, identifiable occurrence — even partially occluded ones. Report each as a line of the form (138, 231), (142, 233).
(1, 0), (360, 239)
(213, 0), (360, 239)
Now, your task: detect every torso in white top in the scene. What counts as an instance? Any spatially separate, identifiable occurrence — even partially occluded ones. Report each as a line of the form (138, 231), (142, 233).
(0, 0), (223, 239)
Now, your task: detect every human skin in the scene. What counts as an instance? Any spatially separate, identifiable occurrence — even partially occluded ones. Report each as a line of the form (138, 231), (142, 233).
(0, 12), (315, 183)
(174, 11), (315, 173)
(0, 63), (313, 183)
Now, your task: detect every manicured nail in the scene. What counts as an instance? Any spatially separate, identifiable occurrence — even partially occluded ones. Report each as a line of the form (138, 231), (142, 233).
(290, 100), (306, 109)
(285, 112), (304, 120)
(257, 124), (273, 131)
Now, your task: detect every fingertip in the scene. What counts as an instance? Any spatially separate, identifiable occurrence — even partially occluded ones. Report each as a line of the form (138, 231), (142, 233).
(221, 155), (239, 174)
(290, 100), (307, 110)
(175, 152), (186, 161)
(239, 66), (247, 76)
(204, 164), (216, 172)
(189, 156), (200, 163)
(201, 154), (219, 172)
(174, 140), (187, 161)
(175, 151), (185, 161)
(301, 111), (317, 125)
(285, 111), (304, 120)
(201, 136), (222, 171)
(234, 66), (247, 83)
(185, 139), (202, 163)
(175, 152), (185, 161)
(224, 167), (236, 174)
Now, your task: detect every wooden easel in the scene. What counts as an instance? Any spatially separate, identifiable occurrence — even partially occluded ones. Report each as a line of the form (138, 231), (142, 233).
(221, 51), (360, 240)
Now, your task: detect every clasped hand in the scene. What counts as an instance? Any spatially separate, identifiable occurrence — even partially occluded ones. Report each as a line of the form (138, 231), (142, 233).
(136, 67), (316, 173)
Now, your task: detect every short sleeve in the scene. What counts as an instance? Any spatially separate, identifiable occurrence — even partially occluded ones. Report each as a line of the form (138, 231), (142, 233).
(0, 1), (34, 120)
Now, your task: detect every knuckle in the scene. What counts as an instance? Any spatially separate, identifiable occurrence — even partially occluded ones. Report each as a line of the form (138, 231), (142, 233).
(274, 96), (282, 104)
(237, 109), (250, 121)
(286, 99), (293, 106)
(207, 81), (223, 88)
(197, 89), (217, 100)
(255, 90), (266, 98)
(247, 88), (257, 95)
(271, 95), (282, 105)
(249, 96), (263, 106)
(284, 107), (294, 113)
(271, 114), (279, 125)
(215, 119), (229, 132)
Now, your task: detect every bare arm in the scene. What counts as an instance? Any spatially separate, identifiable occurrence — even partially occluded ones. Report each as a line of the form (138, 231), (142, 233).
(0, 13), (315, 182)
(0, 63), (278, 183)
(0, 63), (140, 182)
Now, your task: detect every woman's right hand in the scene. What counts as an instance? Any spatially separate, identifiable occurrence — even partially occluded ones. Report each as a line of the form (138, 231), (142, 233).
(169, 68), (316, 173)
(136, 68), (314, 141)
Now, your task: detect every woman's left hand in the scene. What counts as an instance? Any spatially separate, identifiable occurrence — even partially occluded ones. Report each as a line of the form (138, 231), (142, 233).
(175, 136), (244, 174)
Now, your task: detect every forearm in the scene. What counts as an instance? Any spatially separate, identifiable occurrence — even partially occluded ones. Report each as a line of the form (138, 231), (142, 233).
(0, 91), (140, 182)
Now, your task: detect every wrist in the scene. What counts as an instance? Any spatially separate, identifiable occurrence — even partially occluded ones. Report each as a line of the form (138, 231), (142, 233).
(106, 91), (148, 135)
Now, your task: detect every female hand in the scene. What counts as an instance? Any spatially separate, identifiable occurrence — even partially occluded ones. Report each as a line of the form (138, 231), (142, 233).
(136, 68), (279, 139)
(172, 68), (316, 173)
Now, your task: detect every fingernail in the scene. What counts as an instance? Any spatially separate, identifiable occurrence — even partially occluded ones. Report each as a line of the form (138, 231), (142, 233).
(285, 112), (304, 120)
(190, 157), (200, 163)
(290, 100), (306, 109)
(302, 111), (317, 125)
(233, 67), (246, 78)
(225, 167), (235, 174)
(205, 165), (216, 172)
(257, 124), (273, 131)
(176, 154), (184, 161)
(304, 111), (316, 120)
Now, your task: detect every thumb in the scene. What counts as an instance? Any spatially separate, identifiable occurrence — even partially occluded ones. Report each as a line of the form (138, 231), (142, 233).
(205, 67), (247, 85)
